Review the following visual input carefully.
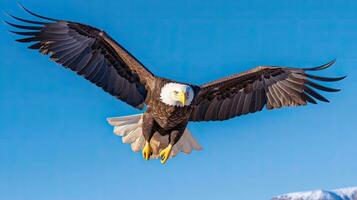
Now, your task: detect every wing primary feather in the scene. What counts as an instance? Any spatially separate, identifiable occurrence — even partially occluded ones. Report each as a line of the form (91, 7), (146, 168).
(28, 42), (42, 49)
(304, 86), (329, 102)
(302, 93), (317, 104)
(7, 13), (48, 25)
(16, 37), (40, 42)
(305, 74), (347, 82)
(306, 80), (340, 92)
(5, 21), (42, 30)
(302, 59), (336, 71)
(18, 3), (59, 21)
(9, 30), (40, 36)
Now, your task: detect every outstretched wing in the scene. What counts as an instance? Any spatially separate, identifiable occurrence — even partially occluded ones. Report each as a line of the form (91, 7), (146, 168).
(190, 60), (345, 121)
(6, 5), (155, 109)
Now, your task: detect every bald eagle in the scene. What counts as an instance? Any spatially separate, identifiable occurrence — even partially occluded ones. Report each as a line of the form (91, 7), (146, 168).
(7, 6), (345, 164)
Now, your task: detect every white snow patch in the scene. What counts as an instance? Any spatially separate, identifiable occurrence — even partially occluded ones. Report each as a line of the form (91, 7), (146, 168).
(272, 186), (357, 200)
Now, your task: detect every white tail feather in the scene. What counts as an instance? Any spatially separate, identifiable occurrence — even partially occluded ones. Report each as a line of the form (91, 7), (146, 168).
(107, 114), (202, 159)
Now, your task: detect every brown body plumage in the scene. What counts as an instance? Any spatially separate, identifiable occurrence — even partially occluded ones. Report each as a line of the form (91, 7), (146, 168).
(7, 5), (346, 163)
(148, 78), (195, 129)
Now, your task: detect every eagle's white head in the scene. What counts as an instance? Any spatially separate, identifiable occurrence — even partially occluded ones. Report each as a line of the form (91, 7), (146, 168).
(160, 83), (194, 107)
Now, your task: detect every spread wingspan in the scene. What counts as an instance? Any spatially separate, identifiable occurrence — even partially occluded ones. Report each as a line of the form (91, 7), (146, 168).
(7, 5), (155, 109)
(190, 60), (346, 121)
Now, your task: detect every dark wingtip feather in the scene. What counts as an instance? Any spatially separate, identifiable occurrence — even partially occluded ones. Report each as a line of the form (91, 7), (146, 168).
(17, 3), (58, 21)
(306, 74), (347, 82)
(7, 13), (48, 25)
(28, 42), (42, 49)
(4, 20), (17, 28)
(303, 93), (317, 104)
(15, 36), (40, 43)
(337, 75), (347, 81)
(9, 30), (39, 36)
(303, 59), (336, 71)
(304, 86), (330, 103)
(5, 20), (42, 30)
(306, 80), (341, 92)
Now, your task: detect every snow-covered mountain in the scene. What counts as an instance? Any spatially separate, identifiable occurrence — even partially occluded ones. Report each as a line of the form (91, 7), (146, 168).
(272, 187), (357, 200)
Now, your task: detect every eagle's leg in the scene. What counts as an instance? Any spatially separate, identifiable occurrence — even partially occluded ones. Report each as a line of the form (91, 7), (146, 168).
(159, 144), (172, 164)
(142, 142), (152, 160)
(160, 129), (184, 164)
(142, 113), (155, 160)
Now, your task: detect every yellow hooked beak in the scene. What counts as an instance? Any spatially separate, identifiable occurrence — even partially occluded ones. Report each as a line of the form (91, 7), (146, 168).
(177, 91), (186, 106)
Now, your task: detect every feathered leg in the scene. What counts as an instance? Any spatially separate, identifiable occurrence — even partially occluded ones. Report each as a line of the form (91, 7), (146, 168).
(160, 123), (187, 164)
(142, 113), (156, 160)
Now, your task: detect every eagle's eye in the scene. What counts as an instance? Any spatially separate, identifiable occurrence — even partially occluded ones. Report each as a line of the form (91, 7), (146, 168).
(173, 91), (179, 95)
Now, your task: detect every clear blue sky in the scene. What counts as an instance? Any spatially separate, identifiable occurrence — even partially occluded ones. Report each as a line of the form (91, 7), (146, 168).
(0, 1), (356, 199)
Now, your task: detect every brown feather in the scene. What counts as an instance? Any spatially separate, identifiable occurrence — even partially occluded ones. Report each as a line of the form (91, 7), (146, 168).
(190, 61), (344, 121)
(8, 8), (154, 109)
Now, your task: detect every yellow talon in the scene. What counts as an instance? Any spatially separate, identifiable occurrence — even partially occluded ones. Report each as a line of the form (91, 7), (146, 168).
(142, 142), (152, 160)
(159, 144), (172, 164)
